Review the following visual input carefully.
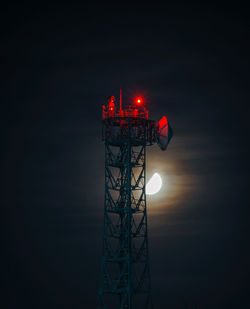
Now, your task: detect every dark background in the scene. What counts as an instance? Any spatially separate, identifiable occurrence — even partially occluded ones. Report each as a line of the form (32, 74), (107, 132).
(2, 2), (250, 308)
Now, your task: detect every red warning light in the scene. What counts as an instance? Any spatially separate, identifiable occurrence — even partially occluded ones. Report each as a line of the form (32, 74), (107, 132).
(135, 97), (143, 105)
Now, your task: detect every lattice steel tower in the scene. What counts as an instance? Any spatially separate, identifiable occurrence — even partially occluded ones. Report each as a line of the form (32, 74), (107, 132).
(98, 94), (172, 309)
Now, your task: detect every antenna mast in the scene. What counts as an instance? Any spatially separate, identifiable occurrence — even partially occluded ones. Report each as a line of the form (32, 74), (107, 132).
(98, 93), (173, 309)
(120, 88), (122, 112)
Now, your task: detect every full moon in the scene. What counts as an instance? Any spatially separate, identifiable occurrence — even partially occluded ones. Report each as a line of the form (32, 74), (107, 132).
(146, 173), (162, 195)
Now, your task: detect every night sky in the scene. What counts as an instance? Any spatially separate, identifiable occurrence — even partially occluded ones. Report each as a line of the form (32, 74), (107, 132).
(2, 3), (250, 309)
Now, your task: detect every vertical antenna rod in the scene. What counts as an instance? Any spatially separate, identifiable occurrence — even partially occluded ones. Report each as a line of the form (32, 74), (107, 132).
(120, 88), (122, 113)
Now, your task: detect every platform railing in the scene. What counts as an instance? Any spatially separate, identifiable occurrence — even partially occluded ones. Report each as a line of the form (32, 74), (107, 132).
(102, 108), (148, 120)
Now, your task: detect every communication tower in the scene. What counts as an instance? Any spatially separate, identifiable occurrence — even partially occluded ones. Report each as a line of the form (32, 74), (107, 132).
(98, 93), (173, 309)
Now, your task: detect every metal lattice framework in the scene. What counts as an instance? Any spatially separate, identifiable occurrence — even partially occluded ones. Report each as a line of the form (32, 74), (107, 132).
(98, 117), (154, 309)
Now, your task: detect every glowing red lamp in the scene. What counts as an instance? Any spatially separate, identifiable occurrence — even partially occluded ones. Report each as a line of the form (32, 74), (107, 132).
(135, 97), (143, 105)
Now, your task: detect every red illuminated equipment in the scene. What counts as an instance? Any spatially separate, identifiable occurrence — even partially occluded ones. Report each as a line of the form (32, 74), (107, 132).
(102, 94), (173, 150)
(103, 95), (148, 119)
(157, 116), (171, 150)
